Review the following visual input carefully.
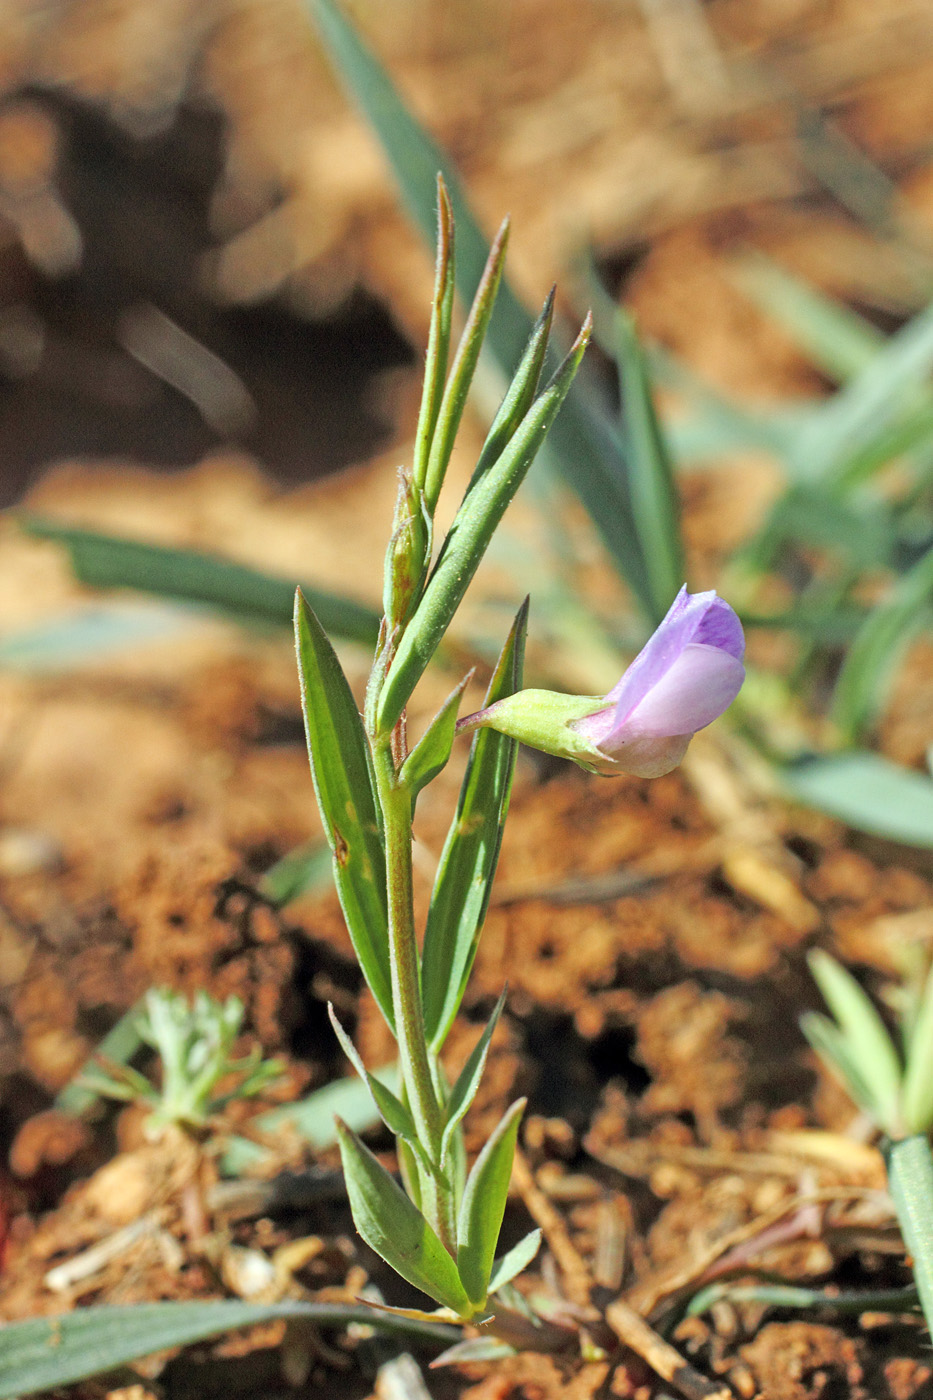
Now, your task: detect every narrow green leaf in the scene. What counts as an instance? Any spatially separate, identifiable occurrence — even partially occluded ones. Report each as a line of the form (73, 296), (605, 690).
(614, 308), (683, 617)
(807, 951), (903, 1131)
(901, 966), (933, 1135)
(423, 219), (510, 513)
(0, 1301), (457, 1399)
(377, 321), (588, 734)
(729, 252), (884, 383)
(831, 544), (933, 743)
(799, 1011), (879, 1123)
(294, 590), (393, 1027)
(487, 1229), (542, 1296)
(456, 1098), (526, 1309)
(793, 297), (933, 480)
(781, 752), (933, 848)
(687, 1279), (920, 1319)
(466, 289), (555, 493)
(304, 0), (655, 618)
(886, 1134), (933, 1338)
(399, 672), (472, 805)
(335, 1119), (472, 1315)
(412, 177), (456, 494)
(21, 516), (380, 646)
(328, 1007), (423, 1151)
(440, 989), (506, 1166)
(421, 601), (528, 1051)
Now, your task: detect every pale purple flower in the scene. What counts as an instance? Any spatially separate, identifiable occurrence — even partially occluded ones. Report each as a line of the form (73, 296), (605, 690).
(457, 587), (745, 778)
(570, 586), (745, 776)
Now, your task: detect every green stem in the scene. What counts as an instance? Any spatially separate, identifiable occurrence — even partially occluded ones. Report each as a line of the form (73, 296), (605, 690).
(886, 1133), (933, 1337)
(371, 737), (456, 1253)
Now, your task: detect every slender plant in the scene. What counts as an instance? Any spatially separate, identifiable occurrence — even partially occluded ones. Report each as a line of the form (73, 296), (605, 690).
(295, 182), (744, 1323)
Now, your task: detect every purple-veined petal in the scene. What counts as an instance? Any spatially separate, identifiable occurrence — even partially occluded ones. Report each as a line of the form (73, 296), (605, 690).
(618, 642), (745, 738)
(695, 594), (745, 659)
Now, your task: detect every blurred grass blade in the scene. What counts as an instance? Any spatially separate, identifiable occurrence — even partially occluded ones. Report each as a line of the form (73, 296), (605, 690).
(729, 252), (884, 382)
(781, 752), (933, 848)
(831, 544), (933, 744)
(793, 298), (933, 480)
(456, 1098), (526, 1309)
(613, 308), (683, 613)
(799, 1011), (882, 1124)
(423, 219), (510, 512)
(328, 1007), (423, 1156)
(0, 605), (193, 671)
(54, 1002), (144, 1118)
(335, 1119), (472, 1314)
(901, 967), (933, 1134)
(294, 590), (393, 1027)
(807, 951), (902, 1131)
(377, 322), (589, 732)
(222, 1064), (399, 1172)
(487, 1229), (542, 1296)
(304, 0), (655, 619)
(22, 516), (380, 646)
(259, 841), (332, 906)
(745, 485), (895, 574)
(440, 989), (506, 1167)
(421, 601), (528, 1052)
(0, 1300), (457, 1399)
(886, 1135), (933, 1338)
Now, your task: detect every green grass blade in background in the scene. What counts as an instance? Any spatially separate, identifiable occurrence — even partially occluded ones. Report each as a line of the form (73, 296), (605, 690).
(781, 752), (933, 848)
(305, 0), (657, 619)
(0, 1301), (456, 1399)
(0, 605), (193, 671)
(613, 308), (684, 611)
(21, 517), (380, 646)
(421, 602), (527, 1051)
(831, 544), (933, 744)
(729, 252), (885, 383)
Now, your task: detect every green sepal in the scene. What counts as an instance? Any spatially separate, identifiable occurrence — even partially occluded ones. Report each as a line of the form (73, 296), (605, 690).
(456, 1098), (526, 1310)
(327, 1007), (429, 1170)
(376, 320), (590, 735)
(399, 672), (472, 807)
(294, 590), (393, 1029)
(421, 601), (528, 1051)
(440, 989), (507, 1168)
(335, 1118), (473, 1316)
(459, 688), (606, 766)
(487, 1229), (542, 1296)
(422, 218), (510, 513)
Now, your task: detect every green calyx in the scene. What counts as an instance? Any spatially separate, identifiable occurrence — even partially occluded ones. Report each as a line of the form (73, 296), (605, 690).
(458, 689), (607, 769)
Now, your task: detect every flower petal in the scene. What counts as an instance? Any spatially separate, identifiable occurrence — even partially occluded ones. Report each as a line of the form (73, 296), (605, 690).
(696, 595), (745, 659)
(620, 643), (745, 738)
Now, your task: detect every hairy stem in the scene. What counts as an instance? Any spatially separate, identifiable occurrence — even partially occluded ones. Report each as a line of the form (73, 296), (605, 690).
(371, 737), (456, 1253)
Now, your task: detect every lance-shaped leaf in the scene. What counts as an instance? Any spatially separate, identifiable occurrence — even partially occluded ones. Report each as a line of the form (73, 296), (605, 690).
(328, 1007), (425, 1165)
(335, 1118), (473, 1316)
(456, 1098), (526, 1309)
(294, 590), (393, 1028)
(422, 219), (510, 513)
(399, 672), (472, 806)
(487, 1229), (542, 1296)
(902, 966), (933, 1135)
(421, 601), (528, 1051)
(440, 989), (506, 1168)
(800, 1012), (879, 1123)
(377, 322), (589, 734)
